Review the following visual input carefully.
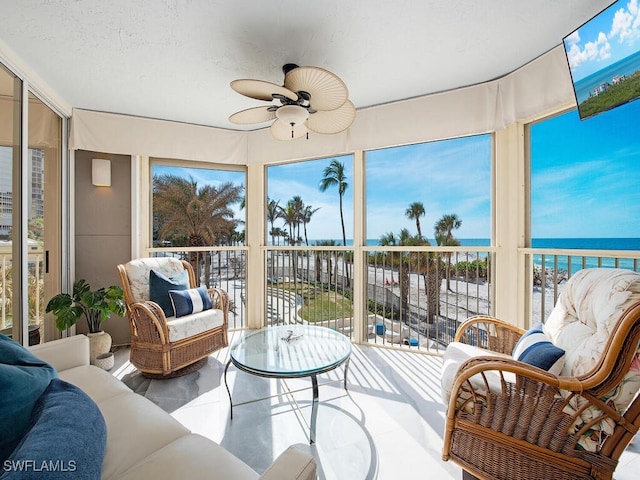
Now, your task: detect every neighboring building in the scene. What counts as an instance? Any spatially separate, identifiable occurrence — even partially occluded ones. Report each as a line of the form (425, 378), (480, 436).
(592, 81), (611, 96)
(0, 148), (45, 238)
(612, 74), (626, 85)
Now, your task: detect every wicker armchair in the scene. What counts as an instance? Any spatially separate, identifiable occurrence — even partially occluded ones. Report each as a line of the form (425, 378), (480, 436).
(117, 257), (229, 377)
(441, 268), (640, 480)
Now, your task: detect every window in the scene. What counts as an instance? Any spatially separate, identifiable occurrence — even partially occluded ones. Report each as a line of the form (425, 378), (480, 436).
(266, 155), (354, 246)
(366, 136), (491, 246)
(151, 163), (246, 247)
(529, 101), (640, 250)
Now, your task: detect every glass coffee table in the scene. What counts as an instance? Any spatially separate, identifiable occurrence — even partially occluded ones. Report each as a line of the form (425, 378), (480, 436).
(224, 324), (352, 444)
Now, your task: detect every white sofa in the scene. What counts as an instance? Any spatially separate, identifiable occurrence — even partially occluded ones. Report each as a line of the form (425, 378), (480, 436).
(29, 335), (317, 480)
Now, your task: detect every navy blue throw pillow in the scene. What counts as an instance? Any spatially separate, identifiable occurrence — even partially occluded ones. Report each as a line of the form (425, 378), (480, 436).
(149, 269), (189, 317)
(1, 378), (107, 480)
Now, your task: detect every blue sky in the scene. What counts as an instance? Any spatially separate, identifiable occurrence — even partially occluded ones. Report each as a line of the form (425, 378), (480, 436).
(564, 0), (640, 81)
(154, 97), (640, 242)
(530, 98), (640, 238)
(267, 136), (491, 241)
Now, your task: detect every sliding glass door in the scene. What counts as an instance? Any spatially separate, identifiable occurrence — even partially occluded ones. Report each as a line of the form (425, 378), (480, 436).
(0, 62), (63, 345)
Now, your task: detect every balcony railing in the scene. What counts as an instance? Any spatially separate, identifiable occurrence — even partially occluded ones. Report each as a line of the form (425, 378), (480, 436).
(150, 245), (494, 354)
(144, 245), (640, 353)
(149, 247), (249, 330)
(521, 247), (640, 324)
(0, 252), (45, 345)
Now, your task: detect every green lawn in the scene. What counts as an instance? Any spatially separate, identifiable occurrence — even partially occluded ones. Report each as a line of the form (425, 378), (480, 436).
(299, 291), (354, 322)
(275, 281), (354, 322)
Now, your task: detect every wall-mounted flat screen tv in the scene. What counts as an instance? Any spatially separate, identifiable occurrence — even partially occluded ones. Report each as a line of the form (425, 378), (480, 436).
(563, 0), (640, 120)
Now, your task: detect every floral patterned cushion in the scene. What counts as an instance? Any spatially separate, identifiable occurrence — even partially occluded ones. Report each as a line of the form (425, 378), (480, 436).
(124, 257), (188, 303)
(543, 268), (640, 451)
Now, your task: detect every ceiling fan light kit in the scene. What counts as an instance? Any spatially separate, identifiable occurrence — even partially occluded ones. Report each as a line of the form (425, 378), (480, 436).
(229, 64), (355, 141)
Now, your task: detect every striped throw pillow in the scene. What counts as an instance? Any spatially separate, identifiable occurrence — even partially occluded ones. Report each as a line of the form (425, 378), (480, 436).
(512, 324), (565, 375)
(168, 287), (213, 318)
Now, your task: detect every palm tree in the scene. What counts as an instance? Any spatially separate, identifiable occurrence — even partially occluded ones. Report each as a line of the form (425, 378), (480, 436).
(279, 199), (300, 246)
(153, 174), (243, 283)
(319, 160), (348, 246)
(319, 159), (350, 286)
(301, 204), (320, 246)
(434, 213), (462, 246)
(405, 202), (426, 239)
(380, 229), (442, 324)
(266, 198), (281, 246)
(315, 239), (337, 283)
(434, 213), (462, 291)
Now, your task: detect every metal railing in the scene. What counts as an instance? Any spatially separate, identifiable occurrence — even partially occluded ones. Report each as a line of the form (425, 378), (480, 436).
(521, 248), (640, 324)
(149, 247), (249, 329)
(265, 246), (494, 354)
(0, 252), (45, 344)
(144, 245), (640, 354)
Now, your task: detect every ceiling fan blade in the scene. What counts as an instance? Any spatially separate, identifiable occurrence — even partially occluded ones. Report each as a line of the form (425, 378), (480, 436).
(307, 100), (356, 134)
(284, 66), (348, 111)
(230, 79), (297, 102)
(228, 106), (276, 125)
(270, 118), (308, 141)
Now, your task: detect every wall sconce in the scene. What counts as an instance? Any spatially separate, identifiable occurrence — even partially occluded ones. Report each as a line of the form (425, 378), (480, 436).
(92, 158), (111, 187)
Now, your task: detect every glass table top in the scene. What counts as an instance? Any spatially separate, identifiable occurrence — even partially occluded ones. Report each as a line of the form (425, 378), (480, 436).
(229, 325), (352, 377)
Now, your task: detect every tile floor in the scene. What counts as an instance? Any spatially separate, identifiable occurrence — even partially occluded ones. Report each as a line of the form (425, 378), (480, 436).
(110, 334), (640, 480)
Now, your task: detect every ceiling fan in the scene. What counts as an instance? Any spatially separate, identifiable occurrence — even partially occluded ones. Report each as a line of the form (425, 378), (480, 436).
(228, 64), (356, 140)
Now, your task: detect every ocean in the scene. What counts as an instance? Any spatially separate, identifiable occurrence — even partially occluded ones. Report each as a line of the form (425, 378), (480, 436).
(308, 238), (640, 272)
(573, 50), (640, 104)
(310, 238), (640, 250)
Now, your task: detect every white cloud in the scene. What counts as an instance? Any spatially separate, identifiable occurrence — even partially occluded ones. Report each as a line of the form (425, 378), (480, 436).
(566, 31), (611, 69)
(609, 0), (640, 44)
(565, 30), (580, 45)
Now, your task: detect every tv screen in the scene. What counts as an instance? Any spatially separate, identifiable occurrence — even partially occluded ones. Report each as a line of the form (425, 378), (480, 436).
(563, 0), (640, 120)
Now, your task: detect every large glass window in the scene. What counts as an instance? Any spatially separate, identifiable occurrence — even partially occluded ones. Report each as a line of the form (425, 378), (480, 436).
(266, 155), (354, 246)
(151, 163), (246, 247)
(530, 101), (640, 249)
(366, 135), (491, 246)
(529, 101), (640, 321)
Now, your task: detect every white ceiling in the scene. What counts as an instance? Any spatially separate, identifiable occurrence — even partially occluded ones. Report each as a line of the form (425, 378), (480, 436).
(0, 1), (613, 131)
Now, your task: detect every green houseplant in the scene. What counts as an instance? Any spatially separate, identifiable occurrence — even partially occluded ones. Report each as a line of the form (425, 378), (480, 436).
(46, 279), (125, 333)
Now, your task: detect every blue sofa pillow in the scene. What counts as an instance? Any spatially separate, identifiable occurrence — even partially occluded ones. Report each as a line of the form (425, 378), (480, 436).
(0, 334), (57, 463)
(169, 287), (213, 318)
(1, 378), (107, 479)
(149, 269), (189, 317)
(512, 324), (566, 375)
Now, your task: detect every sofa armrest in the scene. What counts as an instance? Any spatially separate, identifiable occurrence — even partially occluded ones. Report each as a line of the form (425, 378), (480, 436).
(28, 334), (90, 371)
(259, 445), (316, 480)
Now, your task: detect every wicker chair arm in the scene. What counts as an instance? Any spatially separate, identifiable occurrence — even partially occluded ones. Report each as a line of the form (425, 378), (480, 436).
(454, 315), (525, 355)
(129, 301), (171, 345)
(445, 356), (604, 457)
(452, 356), (583, 394)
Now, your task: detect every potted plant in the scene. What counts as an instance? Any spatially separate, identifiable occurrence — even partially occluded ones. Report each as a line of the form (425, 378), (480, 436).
(46, 279), (125, 364)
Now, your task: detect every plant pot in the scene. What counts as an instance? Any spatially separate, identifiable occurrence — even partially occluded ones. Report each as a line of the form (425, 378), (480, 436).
(87, 331), (112, 365)
(94, 352), (115, 371)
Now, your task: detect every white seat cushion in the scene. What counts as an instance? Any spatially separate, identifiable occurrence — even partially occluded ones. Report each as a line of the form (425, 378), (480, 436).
(166, 308), (224, 342)
(441, 341), (513, 405)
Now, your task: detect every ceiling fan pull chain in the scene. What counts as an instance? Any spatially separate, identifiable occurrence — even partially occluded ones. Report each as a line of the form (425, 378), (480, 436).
(290, 123), (295, 138)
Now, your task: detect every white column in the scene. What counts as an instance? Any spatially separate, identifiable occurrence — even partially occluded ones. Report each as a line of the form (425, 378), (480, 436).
(352, 150), (366, 342)
(493, 123), (528, 328)
(245, 164), (266, 329)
